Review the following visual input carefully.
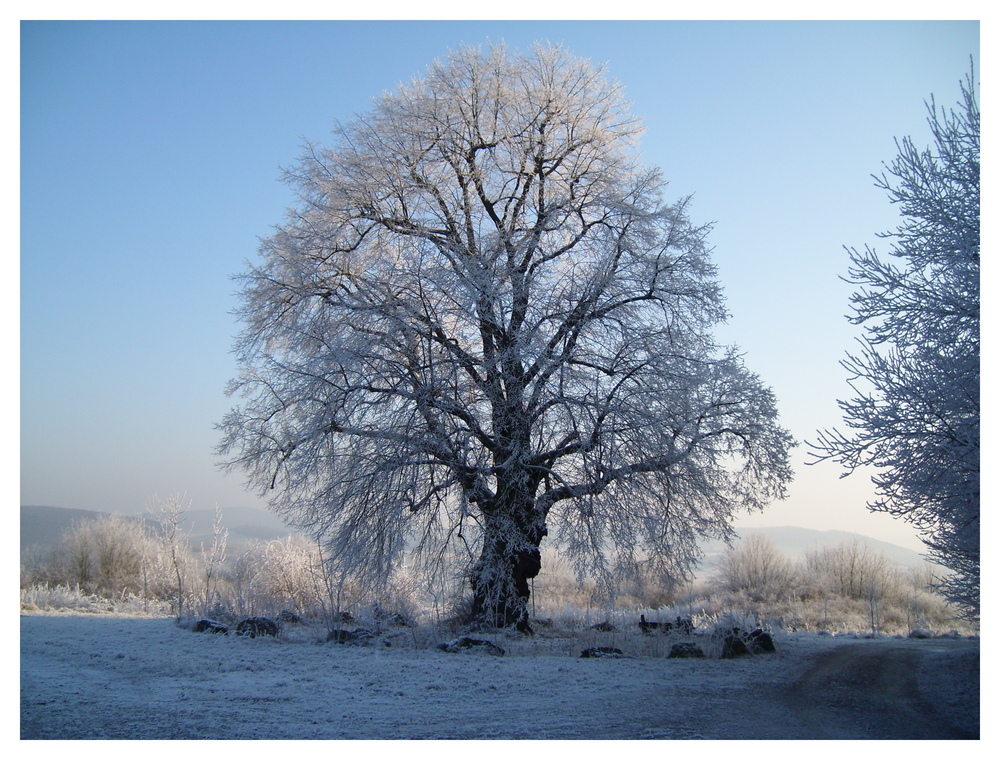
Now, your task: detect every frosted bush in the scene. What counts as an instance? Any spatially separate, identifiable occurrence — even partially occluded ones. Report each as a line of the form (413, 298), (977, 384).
(711, 610), (761, 632)
(107, 592), (172, 616)
(21, 583), (102, 612)
(19, 583), (174, 615)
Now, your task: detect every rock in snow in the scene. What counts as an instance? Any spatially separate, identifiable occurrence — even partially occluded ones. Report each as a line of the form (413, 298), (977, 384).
(437, 637), (505, 656)
(192, 619), (229, 635)
(717, 627), (777, 658)
(668, 642), (706, 659)
(326, 628), (375, 644)
(276, 609), (302, 624)
(580, 646), (626, 658)
(235, 616), (278, 638)
(747, 629), (777, 653)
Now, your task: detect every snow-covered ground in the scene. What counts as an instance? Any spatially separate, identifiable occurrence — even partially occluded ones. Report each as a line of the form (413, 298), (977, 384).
(20, 612), (979, 741)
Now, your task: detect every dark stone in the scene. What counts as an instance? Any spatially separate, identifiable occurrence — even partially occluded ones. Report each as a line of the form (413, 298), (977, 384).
(580, 646), (626, 658)
(668, 642), (706, 659)
(326, 628), (374, 644)
(277, 609), (302, 624)
(372, 603), (414, 627)
(235, 616), (279, 638)
(717, 627), (776, 657)
(193, 619), (229, 635)
(437, 637), (505, 656)
(720, 633), (749, 658)
(590, 620), (615, 632)
(386, 612), (415, 628)
(747, 628), (776, 653)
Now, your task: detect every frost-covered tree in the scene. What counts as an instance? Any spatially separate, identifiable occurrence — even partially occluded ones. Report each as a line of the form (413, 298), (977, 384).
(218, 43), (793, 631)
(804, 540), (898, 602)
(717, 532), (795, 602)
(811, 68), (979, 616)
(153, 494), (192, 616)
(59, 513), (148, 595)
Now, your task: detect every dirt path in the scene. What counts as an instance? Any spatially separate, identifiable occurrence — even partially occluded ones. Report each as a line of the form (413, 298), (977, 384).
(777, 639), (979, 739)
(630, 637), (980, 740)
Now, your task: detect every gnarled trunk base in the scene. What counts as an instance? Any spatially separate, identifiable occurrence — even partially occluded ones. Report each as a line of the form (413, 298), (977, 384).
(465, 515), (545, 633)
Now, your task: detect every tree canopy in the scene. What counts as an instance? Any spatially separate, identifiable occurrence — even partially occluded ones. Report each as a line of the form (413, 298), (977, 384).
(218, 43), (794, 629)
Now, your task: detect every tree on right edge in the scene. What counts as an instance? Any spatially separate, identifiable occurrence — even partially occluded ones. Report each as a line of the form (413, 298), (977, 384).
(811, 67), (980, 617)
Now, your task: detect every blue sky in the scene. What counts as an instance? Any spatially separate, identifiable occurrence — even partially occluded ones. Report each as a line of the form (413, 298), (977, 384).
(20, 20), (979, 552)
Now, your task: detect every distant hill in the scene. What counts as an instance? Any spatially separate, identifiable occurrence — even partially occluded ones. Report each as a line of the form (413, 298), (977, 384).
(20, 504), (302, 556)
(181, 506), (300, 550)
(22, 507), (931, 574)
(695, 526), (932, 578)
(20, 505), (110, 553)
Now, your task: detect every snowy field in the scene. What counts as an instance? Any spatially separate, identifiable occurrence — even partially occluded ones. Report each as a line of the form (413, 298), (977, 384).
(20, 612), (979, 741)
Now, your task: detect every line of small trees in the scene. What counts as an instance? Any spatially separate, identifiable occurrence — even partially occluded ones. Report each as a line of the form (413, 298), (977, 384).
(21, 505), (967, 636)
(19, 498), (424, 626)
(709, 533), (956, 634)
(21, 511), (184, 613)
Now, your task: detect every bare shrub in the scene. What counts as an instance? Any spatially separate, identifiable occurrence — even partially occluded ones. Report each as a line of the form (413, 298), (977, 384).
(34, 513), (175, 603)
(805, 540), (895, 600)
(197, 505), (228, 615)
(716, 532), (796, 601)
(151, 494), (197, 616)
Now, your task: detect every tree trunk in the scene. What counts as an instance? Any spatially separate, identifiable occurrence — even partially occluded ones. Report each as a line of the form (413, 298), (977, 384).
(466, 499), (546, 633)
